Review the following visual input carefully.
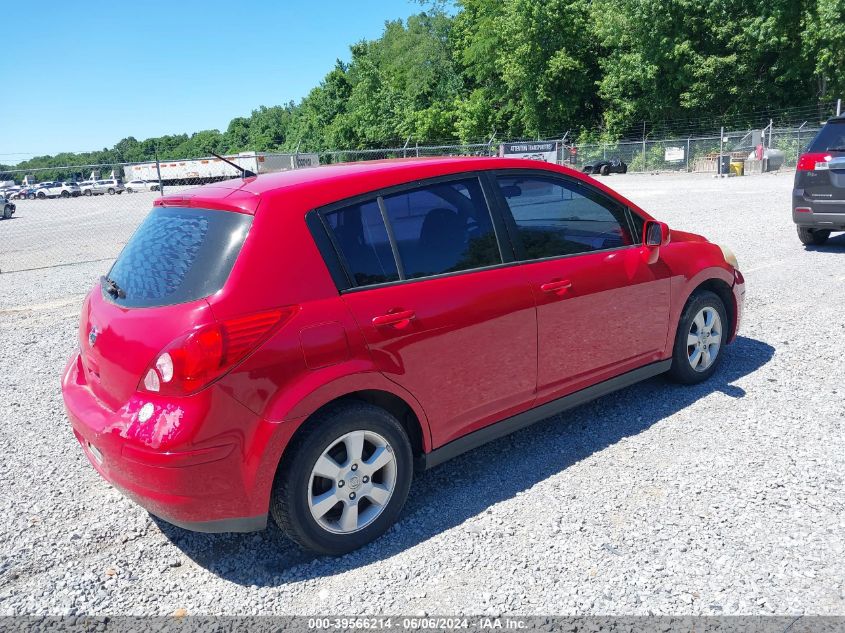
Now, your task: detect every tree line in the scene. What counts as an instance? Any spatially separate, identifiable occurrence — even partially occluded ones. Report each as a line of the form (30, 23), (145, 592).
(4, 0), (842, 176)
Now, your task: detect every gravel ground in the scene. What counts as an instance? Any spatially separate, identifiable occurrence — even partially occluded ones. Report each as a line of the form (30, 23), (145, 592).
(0, 170), (843, 616)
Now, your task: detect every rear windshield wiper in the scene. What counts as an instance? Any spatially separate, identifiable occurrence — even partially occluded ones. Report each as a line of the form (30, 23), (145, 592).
(101, 275), (126, 299)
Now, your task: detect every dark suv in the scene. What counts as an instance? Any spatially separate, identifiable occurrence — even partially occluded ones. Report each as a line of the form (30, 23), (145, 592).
(793, 115), (845, 245)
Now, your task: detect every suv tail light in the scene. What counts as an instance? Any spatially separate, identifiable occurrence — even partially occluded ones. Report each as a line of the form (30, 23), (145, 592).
(797, 152), (832, 171)
(139, 307), (298, 396)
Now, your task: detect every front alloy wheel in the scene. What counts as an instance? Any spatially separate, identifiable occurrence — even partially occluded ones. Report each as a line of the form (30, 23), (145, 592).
(668, 290), (727, 384)
(686, 306), (722, 372)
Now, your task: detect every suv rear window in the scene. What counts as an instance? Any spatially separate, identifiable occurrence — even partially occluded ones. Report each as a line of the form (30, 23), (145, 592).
(808, 120), (845, 152)
(106, 207), (251, 307)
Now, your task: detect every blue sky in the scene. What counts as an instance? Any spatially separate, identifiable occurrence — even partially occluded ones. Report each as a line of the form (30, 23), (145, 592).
(1, 1), (424, 163)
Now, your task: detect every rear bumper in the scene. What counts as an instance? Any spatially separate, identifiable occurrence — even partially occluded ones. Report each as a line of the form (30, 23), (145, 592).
(61, 353), (289, 532)
(793, 189), (845, 229)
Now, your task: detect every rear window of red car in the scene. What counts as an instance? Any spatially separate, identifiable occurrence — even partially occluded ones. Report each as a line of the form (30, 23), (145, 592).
(106, 207), (251, 307)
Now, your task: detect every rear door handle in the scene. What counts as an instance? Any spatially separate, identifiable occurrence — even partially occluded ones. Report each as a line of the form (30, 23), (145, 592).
(372, 309), (416, 327)
(539, 280), (572, 294)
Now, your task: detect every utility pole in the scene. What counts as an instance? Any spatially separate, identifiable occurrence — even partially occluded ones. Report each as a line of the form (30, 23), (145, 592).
(641, 121), (646, 172)
(154, 146), (164, 197)
(719, 126), (724, 177)
(798, 121), (807, 157)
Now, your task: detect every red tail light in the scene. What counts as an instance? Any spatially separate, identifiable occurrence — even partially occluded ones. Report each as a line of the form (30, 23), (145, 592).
(139, 307), (298, 396)
(797, 152), (831, 171)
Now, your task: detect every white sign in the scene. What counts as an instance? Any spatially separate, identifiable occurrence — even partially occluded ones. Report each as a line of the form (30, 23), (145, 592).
(500, 142), (558, 163)
(664, 146), (685, 162)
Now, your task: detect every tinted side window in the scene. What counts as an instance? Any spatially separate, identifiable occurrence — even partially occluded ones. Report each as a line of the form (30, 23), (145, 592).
(381, 178), (501, 279)
(325, 199), (399, 287)
(496, 175), (633, 260)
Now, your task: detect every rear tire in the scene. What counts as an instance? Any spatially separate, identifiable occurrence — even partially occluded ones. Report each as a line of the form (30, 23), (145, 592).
(37, 192), (46, 199)
(600, 165), (610, 176)
(108, 188), (115, 195)
(27, 193), (35, 200)
(84, 190), (92, 196)
(270, 402), (413, 556)
(61, 191), (70, 198)
(797, 226), (830, 246)
(667, 290), (728, 385)
(3, 205), (12, 219)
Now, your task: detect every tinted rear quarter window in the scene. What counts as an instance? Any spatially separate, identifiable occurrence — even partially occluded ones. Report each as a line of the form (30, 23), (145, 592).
(324, 200), (399, 287)
(106, 207), (251, 307)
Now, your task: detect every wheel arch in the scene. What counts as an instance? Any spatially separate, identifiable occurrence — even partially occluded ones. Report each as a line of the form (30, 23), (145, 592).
(682, 275), (737, 342)
(287, 389), (426, 461)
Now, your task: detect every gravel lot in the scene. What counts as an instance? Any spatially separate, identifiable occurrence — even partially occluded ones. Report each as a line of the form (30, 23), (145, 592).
(0, 171), (843, 616)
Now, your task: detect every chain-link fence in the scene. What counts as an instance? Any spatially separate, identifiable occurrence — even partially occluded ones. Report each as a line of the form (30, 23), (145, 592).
(0, 121), (831, 274)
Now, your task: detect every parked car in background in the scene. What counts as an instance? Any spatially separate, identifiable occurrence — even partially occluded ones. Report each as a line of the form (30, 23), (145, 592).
(1, 185), (22, 200)
(90, 179), (124, 195)
(62, 156), (745, 555)
(13, 187), (36, 200)
(125, 179), (160, 193)
(793, 114), (845, 245)
(1, 193), (15, 219)
(78, 181), (95, 196)
(582, 157), (628, 176)
(34, 181), (81, 199)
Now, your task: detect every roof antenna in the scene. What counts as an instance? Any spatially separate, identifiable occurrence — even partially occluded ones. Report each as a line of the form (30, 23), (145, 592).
(210, 153), (256, 178)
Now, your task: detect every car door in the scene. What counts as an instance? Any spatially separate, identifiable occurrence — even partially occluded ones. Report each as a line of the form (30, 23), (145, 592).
(320, 175), (538, 447)
(490, 170), (671, 403)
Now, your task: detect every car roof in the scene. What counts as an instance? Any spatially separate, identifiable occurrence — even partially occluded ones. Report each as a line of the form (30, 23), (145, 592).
(154, 156), (650, 218)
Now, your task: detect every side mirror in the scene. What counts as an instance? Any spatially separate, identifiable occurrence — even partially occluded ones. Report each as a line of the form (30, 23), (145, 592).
(644, 221), (671, 247)
(642, 221), (670, 264)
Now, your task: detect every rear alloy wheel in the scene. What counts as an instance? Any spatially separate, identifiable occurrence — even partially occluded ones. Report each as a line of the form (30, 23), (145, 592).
(61, 190), (70, 198)
(271, 402), (413, 556)
(27, 193), (35, 200)
(668, 290), (727, 384)
(108, 188), (115, 195)
(84, 190), (92, 196)
(37, 192), (46, 199)
(797, 226), (830, 246)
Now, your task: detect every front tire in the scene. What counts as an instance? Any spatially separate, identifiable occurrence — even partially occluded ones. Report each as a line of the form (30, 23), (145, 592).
(108, 188), (115, 195)
(600, 164), (610, 176)
(271, 402), (413, 556)
(797, 227), (830, 246)
(667, 290), (727, 385)
(61, 190), (70, 198)
(3, 205), (12, 219)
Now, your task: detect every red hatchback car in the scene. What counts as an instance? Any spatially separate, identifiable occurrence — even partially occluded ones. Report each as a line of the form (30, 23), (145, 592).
(62, 157), (745, 555)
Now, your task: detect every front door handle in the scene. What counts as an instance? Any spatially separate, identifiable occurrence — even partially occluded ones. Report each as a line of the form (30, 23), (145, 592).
(372, 309), (416, 328)
(539, 280), (572, 295)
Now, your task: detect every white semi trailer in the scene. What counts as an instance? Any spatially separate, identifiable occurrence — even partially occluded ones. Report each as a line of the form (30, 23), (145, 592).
(124, 151), (319, 184)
